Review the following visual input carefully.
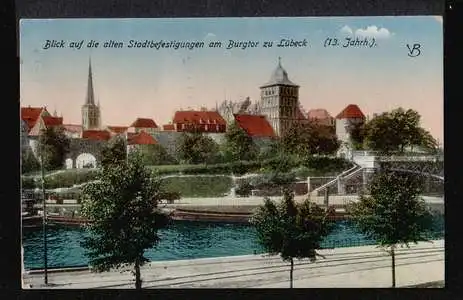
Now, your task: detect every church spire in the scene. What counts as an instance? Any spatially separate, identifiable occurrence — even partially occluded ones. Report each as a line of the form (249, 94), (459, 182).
(85, 57), (95, 105)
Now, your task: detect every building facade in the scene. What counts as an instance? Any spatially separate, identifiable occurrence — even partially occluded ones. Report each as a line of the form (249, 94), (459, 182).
(166, 110), (227, 133)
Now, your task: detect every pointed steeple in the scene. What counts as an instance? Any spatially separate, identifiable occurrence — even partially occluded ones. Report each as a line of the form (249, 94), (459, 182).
(85, 57), (95, 105)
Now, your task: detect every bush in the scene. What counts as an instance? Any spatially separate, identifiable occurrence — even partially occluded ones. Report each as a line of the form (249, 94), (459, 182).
(302, 157), (352, 175)
(21, 149), (40, 174)
(235, 182), (253, 197)
(292, 166), (313, 179)
(247, 172), (296, 190)
(44, 169), (98, 189)
(149, 160), (263, 176)
(260, 155), (301, 173)
(160, 176), (233, 197)
(21, 176), (37, 189)
(159, 191), (181, 201)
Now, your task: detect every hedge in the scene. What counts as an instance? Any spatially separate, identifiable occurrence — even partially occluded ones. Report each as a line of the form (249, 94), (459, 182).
(160, 176), (233, 198)
(21, 169), (99, 190)
(20, 156), (352, 190)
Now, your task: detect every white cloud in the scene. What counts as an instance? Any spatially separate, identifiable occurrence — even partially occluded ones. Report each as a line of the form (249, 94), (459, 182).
(340, 25), (353, 35)
(355, 26), (392, 39)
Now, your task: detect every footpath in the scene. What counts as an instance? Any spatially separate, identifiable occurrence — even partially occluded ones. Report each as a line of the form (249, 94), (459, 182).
(23, 239), (444, 289)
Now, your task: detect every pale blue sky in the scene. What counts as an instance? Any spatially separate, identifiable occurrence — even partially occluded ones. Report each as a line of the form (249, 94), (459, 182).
(20, 16), (443, 141)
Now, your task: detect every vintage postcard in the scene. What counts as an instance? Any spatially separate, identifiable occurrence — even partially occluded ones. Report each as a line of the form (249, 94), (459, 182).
(20, 17), (444, 289)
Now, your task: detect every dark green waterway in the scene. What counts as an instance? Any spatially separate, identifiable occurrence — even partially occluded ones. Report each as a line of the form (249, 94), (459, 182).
(23, 217), (444, 270)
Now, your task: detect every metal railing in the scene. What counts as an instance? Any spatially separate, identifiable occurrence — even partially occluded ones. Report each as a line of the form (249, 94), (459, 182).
(310, 164), (361, 196)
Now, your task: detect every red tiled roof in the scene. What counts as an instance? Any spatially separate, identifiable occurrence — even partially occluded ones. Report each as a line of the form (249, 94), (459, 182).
(42, 116), (63, 127)
(163, 124), (175, 131)
(21, 107), (46, 129)
(335, 104), (365, 119)
(107, 126), (128, 133)
(173, 110), (226, 125)
(130, 118), (158, 128)
(63, 124), (82, 133)
(233, 114), (276, 137)
(127, 131), (157, 145)
(82, 130), (111, 141)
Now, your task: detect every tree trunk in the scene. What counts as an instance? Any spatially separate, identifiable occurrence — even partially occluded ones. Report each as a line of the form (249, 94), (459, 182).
(391, 246), (396, 288)
(134, 259), (142, 290)
(290, 258), (294, 288)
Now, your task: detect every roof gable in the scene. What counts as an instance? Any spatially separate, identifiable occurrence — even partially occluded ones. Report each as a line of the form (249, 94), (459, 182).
(42, 116), (63, 127)
(163, 124), (175, 131)
(233, 114), (275, 137)
(82, 130), (111, 141)
(63, 124), (83, 133)
(107, 126), (129, 133)
(173, 110), (226, 125)
(21, 106), (48, 130)
(335, 104), (365, 119)
(130, 118), (158, 128)
(128, 131), (157, 145)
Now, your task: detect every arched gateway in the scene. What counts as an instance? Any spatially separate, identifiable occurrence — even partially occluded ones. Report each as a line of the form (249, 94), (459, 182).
(65, 138), (106, 169)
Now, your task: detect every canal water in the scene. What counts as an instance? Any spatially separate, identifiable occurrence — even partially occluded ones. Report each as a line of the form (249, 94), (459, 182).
(22, 216), (444, 270)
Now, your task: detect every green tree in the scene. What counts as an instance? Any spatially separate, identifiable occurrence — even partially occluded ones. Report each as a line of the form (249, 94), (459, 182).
(364, 108), (438, 153)
(348, 170), (435, 288)
(21, 148), (40, 174)
(80, 153), (171, 289)
(250, 190), (334, 288)
(37, 127), (70, 170)
(175, 131), (221, 164)
(100, 136), (127, 167)
(257, 138), (281, 161)
(138, 144), (177, 166)
(223, 121), (258, 162)
(346, 121), (366, 150)
(280, 122), (339, 158)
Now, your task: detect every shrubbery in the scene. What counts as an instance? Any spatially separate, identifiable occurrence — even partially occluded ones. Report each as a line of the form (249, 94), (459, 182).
(301, 156), (352, 176)
(150, 160), (263, 176)
(235, 182), (253, 197)
(160, 176), (233, 198)
(20, 156), (352, 191)
(21, 176), (36, 189)
(42, 169), (98, 189)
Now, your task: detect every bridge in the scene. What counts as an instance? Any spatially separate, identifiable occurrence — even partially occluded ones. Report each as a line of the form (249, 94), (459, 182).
(309, 150), (444, 198)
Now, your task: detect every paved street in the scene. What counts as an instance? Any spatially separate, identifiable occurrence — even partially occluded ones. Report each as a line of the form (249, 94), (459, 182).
(24, 239), (444, 289)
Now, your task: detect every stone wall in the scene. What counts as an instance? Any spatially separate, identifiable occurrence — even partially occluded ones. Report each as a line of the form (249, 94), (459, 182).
(65, 138), (107, 167)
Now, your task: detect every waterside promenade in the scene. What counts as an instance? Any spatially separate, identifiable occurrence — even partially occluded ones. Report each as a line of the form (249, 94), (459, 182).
(23, 239), (444, 289)
(28, 195), (443, 225)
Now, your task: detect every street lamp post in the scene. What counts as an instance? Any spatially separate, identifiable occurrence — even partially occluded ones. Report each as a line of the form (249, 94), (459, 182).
(40, 154), (48, 285)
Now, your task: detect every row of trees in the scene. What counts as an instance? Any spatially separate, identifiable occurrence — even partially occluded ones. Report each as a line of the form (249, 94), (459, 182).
(348, 108), (439, 153)
(79, 138), (436, 288)
(20, 107), (439, 174)
(175, 120), (341, 165)
(158, 107), (439, 165)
